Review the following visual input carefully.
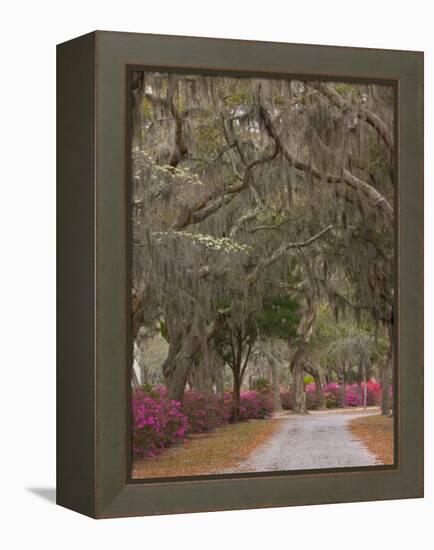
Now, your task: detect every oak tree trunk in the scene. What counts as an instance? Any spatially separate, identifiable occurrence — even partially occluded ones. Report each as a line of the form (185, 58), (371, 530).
(291, 357), (306, 413)
(341, 364), (347, 408)
(230, 332), (242, 422)
(362, 361), (367, 410)
(381, 322), (394, 416)
(380, 362), (391, 415)
(270, 355), (282, 411)
(162, 333), (183, 386)
(290, 299), (317, 414)
(232, 367), (241, 422)
(312, 367), (325, 409)
(165, 312), (228, 402)
(168, 333), (201, 402)
(213, 351), (225, 395)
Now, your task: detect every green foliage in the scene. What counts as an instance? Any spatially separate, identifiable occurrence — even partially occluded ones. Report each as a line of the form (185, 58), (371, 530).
(139, 382), (160, 397)
(142, 98), (153, 119)
(334, 83), (363, 102)
(257, 294), (299, 339)
(325, 390), (341, 409)
(159, 319), (169, 342)
(224, 90), (251, 108)
(196, 119), (222, 156)
(255, 205), (285, 228)
(312, 305), (347, 347)
(251, 377), (271, 391)
(215, 296), (232, 313)
(308, 304), (388, 382)
(303, 375), (314, 385)
(272, 94), (287, 109)
(368, 133), (387, 171)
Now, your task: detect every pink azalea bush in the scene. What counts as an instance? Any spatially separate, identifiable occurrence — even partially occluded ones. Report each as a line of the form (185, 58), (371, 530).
(322, 382), (343, 408)
(305, 383), (323, 410)
(182, 391), (231, 433)
(132, 380), (386, 458)
(132, 387), (275, 457)
(238, 390), (274, 420)
(366, 381), (384, 405)
(280, 380), (384, 411)
(280, 389), (293, 410)
(132, 387), (189, 457)
(343, 381), (382, 407)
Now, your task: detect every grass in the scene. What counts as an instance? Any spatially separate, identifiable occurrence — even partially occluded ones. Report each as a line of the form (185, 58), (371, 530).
(349, 413), (394, 464)
(132, 418), (279, 479)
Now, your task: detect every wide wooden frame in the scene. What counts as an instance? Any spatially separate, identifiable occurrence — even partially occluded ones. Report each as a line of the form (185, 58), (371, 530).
(57, 31), (424, 519)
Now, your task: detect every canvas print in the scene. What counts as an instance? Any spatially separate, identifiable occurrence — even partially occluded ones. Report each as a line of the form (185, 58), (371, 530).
(130, 71), (395, 479)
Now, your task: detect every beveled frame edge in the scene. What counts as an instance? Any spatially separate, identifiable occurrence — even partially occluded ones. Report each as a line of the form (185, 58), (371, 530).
(57, 31), (97, 518)
(57, 30), (423, 519)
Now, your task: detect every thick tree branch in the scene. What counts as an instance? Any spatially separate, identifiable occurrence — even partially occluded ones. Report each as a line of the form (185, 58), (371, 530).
(229, 207), (263, 238)
(319, 279), (392, 324)
(171, 95), (393, 232)
(172, 141), (278, 230)
(308, 82), (393, 150)
(241, 339), (255, 378)
(258, 103), (393, 220)
(248, 225), (338, 286)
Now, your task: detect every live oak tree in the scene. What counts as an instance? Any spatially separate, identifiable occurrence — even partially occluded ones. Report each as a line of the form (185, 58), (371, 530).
(130, 71), (394, 414)
(214, 292), (299, 421)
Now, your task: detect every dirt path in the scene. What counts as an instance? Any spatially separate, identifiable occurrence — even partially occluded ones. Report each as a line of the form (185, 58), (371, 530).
(227, 409), (379, 473)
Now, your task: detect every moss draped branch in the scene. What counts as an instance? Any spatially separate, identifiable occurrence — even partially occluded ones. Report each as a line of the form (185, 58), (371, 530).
(258, 103), (393, 221)
(308, 81), (393, 151)
(172, 141), (278, 230)
(248, 225), (338, 286)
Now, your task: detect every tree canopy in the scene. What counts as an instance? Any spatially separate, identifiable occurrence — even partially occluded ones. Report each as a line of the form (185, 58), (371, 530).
(130, 70), (394, 415)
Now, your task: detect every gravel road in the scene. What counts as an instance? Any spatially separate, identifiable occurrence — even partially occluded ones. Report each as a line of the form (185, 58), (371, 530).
(227, 410), (379, 473)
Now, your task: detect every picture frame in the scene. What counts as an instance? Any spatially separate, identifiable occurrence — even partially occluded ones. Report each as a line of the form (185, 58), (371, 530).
(57, 30), (423, 518)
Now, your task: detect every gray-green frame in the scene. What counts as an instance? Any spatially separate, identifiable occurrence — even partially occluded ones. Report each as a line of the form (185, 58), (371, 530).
(57, 31), (423, 519)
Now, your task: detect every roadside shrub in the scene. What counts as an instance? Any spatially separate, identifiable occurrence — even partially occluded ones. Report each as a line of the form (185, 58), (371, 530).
(182, 391), (231, 433)
(132, 387), (189, 457)
(278, 380), (383, 411)
(344, 384), (363, 407)
(239, 390), (274, 419)
(280, 389), (293, 410)
(134, 379), (386, 460)
(322, 382), (344, 408)
(305, 382), (322, 410)
(251, 376), (271, 391)
(133, 385), (278, 459)
(323, 381), (382, 408)
(341, 381), (382, 407)
(361, 380), (382, 406)
(366, 381), (382, 405)
(280, 382), (328, 410)
(139, 382), (157, 396)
